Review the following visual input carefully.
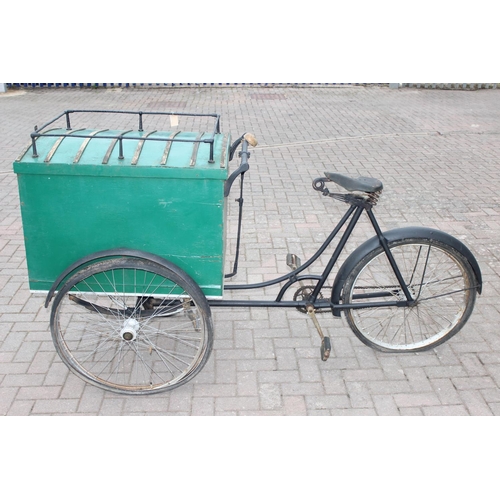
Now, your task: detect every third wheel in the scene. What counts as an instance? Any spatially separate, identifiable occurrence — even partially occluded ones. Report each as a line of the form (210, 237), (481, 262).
(50, 257), (213, 394)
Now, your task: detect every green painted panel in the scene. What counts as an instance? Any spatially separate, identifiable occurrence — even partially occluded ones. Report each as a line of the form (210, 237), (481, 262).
(14, 128), (230, 297)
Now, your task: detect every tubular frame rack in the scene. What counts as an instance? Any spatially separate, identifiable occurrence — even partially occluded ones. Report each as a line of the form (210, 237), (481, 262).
(27, 109), (222, 163)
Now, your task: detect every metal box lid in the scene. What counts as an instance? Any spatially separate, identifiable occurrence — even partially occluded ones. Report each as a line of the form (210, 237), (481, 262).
(13, 110), (229, 179)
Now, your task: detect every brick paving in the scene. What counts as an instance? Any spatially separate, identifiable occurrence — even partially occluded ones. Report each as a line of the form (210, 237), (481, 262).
(1, 85), (500, 415)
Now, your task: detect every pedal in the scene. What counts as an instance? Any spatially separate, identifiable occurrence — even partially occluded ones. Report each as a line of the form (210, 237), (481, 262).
(321, 337), (331, 361)
(286, 253), (302, 270)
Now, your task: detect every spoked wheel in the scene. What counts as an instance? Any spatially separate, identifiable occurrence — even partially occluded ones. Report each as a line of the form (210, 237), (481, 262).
(50, 257), (213, 394)
(341, 238), (477, 352)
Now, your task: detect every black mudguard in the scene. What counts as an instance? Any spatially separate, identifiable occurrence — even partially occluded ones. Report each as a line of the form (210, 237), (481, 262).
(44, 248), (179, 308)
(331, 227), (482, 317)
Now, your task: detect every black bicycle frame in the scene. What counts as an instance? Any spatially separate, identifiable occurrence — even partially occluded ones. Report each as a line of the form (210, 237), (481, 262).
(208, 201), (414, 312)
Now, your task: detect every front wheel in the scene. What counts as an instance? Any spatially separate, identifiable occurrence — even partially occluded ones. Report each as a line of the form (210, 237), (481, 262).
(341, 238), (477, 352)
(50, 257), (213, 395)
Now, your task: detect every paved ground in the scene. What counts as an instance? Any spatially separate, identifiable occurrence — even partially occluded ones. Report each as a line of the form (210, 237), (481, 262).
(1, 85), (500, 415)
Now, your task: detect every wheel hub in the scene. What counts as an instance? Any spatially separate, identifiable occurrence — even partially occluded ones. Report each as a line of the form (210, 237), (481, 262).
(120, 318), (140, 341)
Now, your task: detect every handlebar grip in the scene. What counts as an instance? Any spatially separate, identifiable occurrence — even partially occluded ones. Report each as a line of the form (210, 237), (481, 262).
(229, 132), (258, 160)
(243, 133), (258, 147)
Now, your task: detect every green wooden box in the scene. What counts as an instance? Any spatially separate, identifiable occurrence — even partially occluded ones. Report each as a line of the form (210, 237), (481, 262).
(13, 118), (230, 297)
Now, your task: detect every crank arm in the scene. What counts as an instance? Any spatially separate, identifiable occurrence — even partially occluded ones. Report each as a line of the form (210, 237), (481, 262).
(306, 304), (331, 361)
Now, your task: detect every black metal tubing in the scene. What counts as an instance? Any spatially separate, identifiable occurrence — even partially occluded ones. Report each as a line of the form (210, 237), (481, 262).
(29, 110), (221, 162)
(224, 204), (357, 291)
(208, 298), (404, 310)
(59, 109), (220, 129)
(221, 204), (368, 308)
(36, 132), (213, 144)
(365, 208), (414, 302)
(224, 138), (255, 277)
(275, 274), (323, 302)
(308, 205), (364, 303)
(118, 134), (124, 159)
(209, 299), (317, 309)
(218, 163), (418, 312)
(224, 171), (246, 278)
(225, 138), (251, 197)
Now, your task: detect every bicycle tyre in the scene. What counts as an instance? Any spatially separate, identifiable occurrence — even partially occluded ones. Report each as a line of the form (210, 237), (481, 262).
(341, 237), (477, 352)
(50, 257), (213, 394)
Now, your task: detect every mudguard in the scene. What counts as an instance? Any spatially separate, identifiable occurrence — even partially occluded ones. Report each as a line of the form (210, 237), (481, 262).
(44, 248), (180, 308)
(331, 227), (482, 317)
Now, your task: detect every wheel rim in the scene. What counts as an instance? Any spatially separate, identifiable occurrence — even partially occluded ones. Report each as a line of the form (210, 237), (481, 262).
(345, 242), (475, 351)
(51, 259), (211, 393)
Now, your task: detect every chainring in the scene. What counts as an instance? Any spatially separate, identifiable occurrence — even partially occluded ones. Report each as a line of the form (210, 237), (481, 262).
(293, 285), (331, 314)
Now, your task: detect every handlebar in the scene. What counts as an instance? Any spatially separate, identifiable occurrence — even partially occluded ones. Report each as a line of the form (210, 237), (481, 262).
(224, 133), (257, 197)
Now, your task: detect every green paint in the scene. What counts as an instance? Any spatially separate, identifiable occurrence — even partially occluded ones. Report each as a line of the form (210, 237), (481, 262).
(14, 128), (230, 297)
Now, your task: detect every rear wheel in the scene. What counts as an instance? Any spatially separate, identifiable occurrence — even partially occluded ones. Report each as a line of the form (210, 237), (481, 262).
(341, 238), (477, 352)
(50, 257), (213, 394)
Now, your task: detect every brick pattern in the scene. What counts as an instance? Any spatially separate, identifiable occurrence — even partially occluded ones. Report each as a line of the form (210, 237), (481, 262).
(1, 85), (500, 415)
